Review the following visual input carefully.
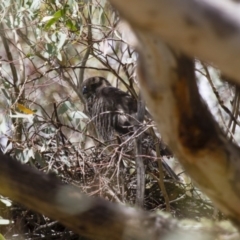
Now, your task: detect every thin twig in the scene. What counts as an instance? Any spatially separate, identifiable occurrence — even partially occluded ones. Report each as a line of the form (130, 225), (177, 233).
(135, 93), (145, 208)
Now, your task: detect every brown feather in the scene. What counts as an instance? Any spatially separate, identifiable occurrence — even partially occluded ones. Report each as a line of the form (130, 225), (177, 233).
(81, 76), (178, 180)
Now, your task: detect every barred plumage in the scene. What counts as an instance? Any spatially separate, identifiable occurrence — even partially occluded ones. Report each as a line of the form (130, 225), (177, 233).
(81, 76), (178, 180)
(82, 76), (137, 141)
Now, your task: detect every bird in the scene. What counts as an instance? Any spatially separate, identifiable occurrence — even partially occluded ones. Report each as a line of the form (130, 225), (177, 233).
(81, 76), (178, 180)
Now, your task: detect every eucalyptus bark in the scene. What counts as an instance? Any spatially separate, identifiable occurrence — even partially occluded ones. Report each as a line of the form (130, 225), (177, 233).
(108, 0), (240, 225)
(109, 0), (240, 82)
(0, 152), (238, 240)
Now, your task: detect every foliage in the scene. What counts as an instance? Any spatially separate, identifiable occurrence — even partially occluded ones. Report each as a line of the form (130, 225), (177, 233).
(0, 0), (237, 239)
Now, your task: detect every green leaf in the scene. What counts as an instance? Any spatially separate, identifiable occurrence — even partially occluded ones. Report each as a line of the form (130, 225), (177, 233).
(66, 19), (78, 31)
(26, 53), (33, 58)
(53, 9), (64, 19)
(65, 101), (75, 109)
(44, 17), (58, 30)
(0, 233), (6, 239)
(46, 43), (55, 54)
(58, 102), (69, 115)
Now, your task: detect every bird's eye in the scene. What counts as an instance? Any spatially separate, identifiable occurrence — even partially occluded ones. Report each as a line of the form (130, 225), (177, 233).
(82, 86), (88, 94)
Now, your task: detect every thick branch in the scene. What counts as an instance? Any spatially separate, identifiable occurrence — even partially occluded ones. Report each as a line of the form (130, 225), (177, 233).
(109, 0), (240, 82)
(0, 152), (238, 239)
(106, 0), (240, 224)
(135, 32), (240, 224)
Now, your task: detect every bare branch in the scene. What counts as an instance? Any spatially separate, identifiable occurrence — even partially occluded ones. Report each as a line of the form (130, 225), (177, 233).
(135, 92), (145, 207)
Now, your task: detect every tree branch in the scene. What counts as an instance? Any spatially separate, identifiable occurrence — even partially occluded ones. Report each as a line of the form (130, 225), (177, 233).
(109, 0), (240, 82)
(135, 32), (240, 224)
(135, 92), (145, 207)
(0, 152), (238, 240)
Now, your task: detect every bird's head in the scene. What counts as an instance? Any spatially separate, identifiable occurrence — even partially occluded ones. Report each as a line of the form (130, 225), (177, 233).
(81, 76), (111, 99)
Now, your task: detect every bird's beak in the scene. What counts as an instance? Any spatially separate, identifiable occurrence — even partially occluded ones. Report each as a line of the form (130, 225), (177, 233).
(82, 86), (88, 95)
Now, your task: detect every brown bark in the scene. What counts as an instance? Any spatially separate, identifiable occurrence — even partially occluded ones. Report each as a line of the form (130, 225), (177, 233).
(135, 32), (240, 224)
(1, 0), (240, 239)
(0, 152), (238, 239)
(107, 0), (240, 225)
(109, 0), (240, 82)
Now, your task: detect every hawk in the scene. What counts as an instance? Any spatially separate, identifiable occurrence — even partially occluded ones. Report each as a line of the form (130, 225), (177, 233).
(81, 76), (178, 180)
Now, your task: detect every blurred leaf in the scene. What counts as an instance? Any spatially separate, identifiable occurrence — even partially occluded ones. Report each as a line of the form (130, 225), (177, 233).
(58, 102), (69, 115)
(0, 233), (6, 239)
(0, 219), (11, 226)
(17, 103), (35, 114)
(46, 43), (55, 54)
(53, 9), (64, 19)
(17, 148), (35, 164)
(41, 16), (54, 22)
(0, 199), (11, 207)
(44, 17), (58, 30)
(57, 52), (62, 61)
(69, 111), (88, 119)
(57, 32), (67, 50)
(30, 0), (41, 11)
(66, 19), (78, 31)
(68, 111), (88, 130)
(40, 143), (47, 152)
(51, 32), (57, 42)
(1, 88), (10, 100)
(65, 100), (75, 108)
(98, 7), (104, 25)
(35, 151), (46, 168)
